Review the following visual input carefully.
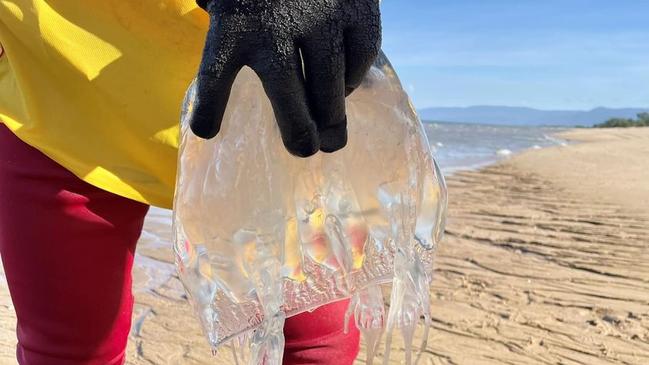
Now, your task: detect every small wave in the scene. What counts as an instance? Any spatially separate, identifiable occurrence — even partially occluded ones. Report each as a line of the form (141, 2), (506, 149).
(543, 134), (567, 146)
(496, 149), (513, 156)
(436, 142), (444, 147)
(532, 145), (542, 150)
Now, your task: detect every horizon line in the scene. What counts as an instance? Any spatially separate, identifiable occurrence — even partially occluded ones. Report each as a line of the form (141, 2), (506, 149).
(417, 105), (649, 112)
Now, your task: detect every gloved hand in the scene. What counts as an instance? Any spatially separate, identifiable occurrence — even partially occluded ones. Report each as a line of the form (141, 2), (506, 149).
(191, 0), (381, 157)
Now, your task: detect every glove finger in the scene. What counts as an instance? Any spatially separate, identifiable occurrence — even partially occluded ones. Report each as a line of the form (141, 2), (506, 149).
(253, 47), (320, 158)
(190, 22), (241, 139)
(344, 23), (381, 97)
(301, 36), (348, 153)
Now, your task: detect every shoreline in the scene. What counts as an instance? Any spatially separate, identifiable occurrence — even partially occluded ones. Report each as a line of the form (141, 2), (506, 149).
(430, 123), (570, 178)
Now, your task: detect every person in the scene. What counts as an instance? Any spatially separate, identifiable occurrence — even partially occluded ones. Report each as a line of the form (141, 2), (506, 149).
(0, 1), (381, 364)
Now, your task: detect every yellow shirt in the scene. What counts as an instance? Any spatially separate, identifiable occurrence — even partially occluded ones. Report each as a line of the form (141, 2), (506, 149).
(0, 1), (209, 208)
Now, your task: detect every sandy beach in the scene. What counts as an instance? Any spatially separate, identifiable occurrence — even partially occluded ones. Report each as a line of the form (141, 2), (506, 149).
(0, 127), (648, 364)
(419, 127), (649, 364)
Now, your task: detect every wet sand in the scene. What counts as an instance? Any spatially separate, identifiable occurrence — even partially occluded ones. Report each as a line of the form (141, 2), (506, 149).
(0, 127), (648, 364)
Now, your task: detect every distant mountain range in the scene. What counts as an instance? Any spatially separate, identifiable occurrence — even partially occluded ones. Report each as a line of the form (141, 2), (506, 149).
(418, 106), (649, 126)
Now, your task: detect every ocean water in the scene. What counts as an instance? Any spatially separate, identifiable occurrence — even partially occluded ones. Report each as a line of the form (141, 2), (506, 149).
(423, 122), (567, 174)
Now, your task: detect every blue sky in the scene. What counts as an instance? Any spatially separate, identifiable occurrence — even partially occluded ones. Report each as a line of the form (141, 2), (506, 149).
(381, 0), (649, 110)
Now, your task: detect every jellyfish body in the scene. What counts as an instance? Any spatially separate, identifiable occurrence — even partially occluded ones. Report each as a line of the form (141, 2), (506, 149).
(173, 52), (447, 364)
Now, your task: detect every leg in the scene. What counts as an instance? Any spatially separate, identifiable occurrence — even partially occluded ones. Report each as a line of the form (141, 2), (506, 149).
(0, 126), (149, 364)
(283, 300), (360, 365)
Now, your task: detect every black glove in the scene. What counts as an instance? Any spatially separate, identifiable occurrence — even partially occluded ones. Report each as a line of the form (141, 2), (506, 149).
(191, 0), (381, 157)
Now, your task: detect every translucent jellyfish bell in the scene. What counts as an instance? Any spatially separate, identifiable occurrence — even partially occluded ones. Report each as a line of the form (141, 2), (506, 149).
(173, 51), (447, 365)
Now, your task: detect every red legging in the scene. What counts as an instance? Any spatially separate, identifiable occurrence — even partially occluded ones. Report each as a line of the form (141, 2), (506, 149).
(0, 125), (359, 364)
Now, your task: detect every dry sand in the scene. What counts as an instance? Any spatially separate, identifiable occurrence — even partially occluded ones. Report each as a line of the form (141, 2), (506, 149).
(0, 127), (648, 364)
